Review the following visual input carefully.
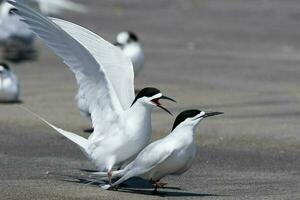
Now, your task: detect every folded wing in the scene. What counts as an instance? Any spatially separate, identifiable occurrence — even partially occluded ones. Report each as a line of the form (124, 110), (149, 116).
(110, 141), (175, 187)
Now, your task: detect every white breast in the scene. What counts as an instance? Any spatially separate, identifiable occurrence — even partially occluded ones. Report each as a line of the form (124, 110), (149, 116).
(0, 72), (19, 102)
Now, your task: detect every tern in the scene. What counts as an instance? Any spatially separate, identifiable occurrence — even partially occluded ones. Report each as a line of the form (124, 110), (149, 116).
(96, 110), (223, 191)
(115, 31), (144, 76)
(0, 62), (20, 102)
(32, 0), (87, 16)
(0, 1), (34, 44)
(10, 0), (175, 182)
(0, 1), (36, 61)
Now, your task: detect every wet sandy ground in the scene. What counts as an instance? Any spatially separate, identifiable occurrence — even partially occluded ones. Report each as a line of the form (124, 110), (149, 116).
(1, 0), (300, 199)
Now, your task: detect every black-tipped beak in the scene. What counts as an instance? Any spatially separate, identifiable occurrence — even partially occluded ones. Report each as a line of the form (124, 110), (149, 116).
(160, 95), (176, 103)
(203, 112), (224, 118)
(157, 104), (173, 115)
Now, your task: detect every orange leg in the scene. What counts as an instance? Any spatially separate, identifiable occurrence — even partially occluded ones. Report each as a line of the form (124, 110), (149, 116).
(107, 171), (112, 185)
(150, 179), (168, 193)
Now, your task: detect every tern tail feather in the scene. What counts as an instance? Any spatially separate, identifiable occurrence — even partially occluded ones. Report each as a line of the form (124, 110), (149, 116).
(20, 105), (89, 151)
(93, 169), (125, 179)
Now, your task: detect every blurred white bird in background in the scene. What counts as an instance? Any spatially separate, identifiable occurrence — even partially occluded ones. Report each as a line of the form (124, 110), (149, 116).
(115, 31), (145, 76)
(96, 110), (223, 192)
(10, 0), (175, 183)
(0, 0), (86, 61)
(0, 1), (36, 61)
(0, 62), (20, 102)
(32, 0), (86, 17)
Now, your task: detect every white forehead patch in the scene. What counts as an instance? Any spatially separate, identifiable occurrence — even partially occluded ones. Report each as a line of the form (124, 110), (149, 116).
(117, 32), (129, 44)
(199, 111), (205, 117)
(150, 93), (162, 100)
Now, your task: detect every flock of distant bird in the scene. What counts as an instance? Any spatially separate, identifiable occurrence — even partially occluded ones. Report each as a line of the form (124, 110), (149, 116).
(3, 0), (223, 193)
(0, 0), (144, 103)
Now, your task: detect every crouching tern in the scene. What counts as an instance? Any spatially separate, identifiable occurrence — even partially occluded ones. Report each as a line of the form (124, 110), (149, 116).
(115, 31), (144, 76)
(95, 110), (223, 191)
(0, 62), (20, 102)
(10, 0), (175, 182)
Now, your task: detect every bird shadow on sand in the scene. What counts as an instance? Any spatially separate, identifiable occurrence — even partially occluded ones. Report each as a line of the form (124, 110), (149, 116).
(57, 174), (226, 197)
(83, 128), (94, 133)
(0, 100), (23, 104)
(116, 188), (225, 197)
(79, 168), (99, 173)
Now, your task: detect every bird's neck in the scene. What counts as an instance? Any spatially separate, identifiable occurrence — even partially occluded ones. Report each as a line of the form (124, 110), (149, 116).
(125, 101), (153, 130)
(127, 101), (153, 116)
(171, 125), (196, 145)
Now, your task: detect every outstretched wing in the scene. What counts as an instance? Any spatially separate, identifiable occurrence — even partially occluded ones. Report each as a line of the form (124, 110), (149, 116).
(9, 0), (124, 138)
(50, 17), (135, 110)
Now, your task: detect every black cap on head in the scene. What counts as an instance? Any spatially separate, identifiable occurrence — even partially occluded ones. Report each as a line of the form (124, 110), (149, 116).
(128, 31), (139, 42)
(131, 87), (161, 106)
(0, 63), (10, 70)
(172, 110), (201, 131)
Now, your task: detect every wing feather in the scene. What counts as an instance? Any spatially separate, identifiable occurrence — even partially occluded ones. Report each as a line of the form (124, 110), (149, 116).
(50, 18), (135, 110)
(20, 105), (88, 151)
(110, 142), (174, 187)
(9, 0), (123, 138)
